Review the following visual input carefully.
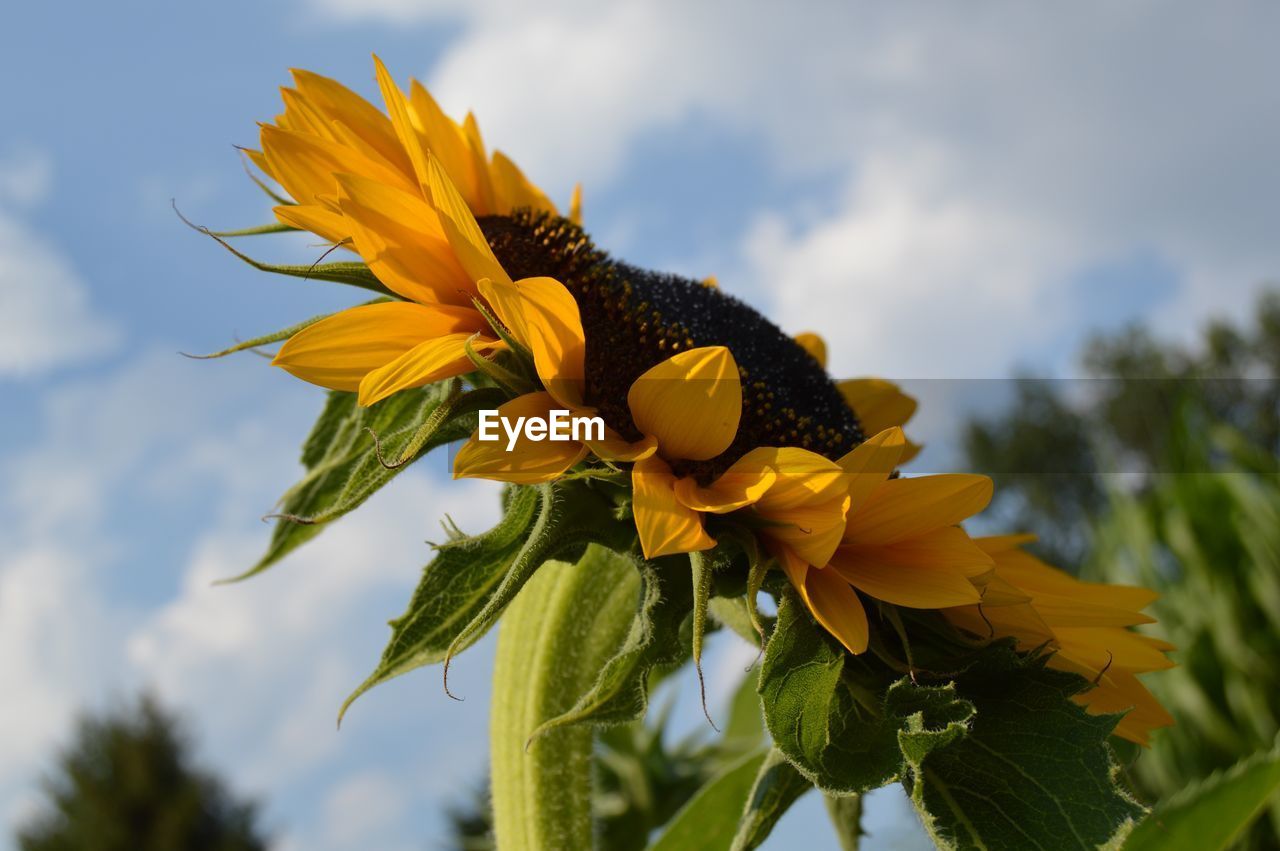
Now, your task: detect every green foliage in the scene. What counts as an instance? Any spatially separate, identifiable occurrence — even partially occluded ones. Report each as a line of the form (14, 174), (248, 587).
(247, 382), (499, 579)
(648, 751), (769, 851)
(759, 593), (1143, 849)
(730, 748), (813, 851)
(1125, 741), (1280, 851)
(16, 697), (266, 851)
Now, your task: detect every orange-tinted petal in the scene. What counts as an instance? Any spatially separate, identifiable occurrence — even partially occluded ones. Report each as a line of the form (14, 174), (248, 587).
(830, 542), (983, 608)
(674, 449), (777, 513)
(838, 426), (907, 515)
(426, 156), (512, 287)
(478, 276), (586, 407)
(777, 547), (869, 654)
(793, 332), (827, 368)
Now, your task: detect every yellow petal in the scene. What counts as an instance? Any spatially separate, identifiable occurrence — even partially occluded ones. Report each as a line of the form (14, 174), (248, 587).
(1069, 670), (1173, 746)
(291, 68), (412, 176)
(478, 276), (586, 406)
(272, 203), (351, 245)
(427, 155), (512, 287)
(569, 182), (583, 224)
(627, 347), (742, 461)
(373, 55), (432, 191)
(776, 547), (868, 654)
(982, 543), (1159, 612)
(830, 542), (982, 609)
(260, 124), (411, 208)
(1054, 627), (1176, 674)
(585, 428), (658, 462)
(336, 173), (476, 306)
(759, 494), (850, 567)
(793, 332), (827, 368)
(754, 447), (849, 511)
(844, 474), (993, 547)
(357, 332), (499, 406)
(673, 450), (777, 513)
(271, 301), (481, 392)
(1026, 592), (1156, 628)
(453, 391), (589, 484)
(859, 526), (995, 580)
(632, 455), (715, 559)
(838, 426), (906, 515)
(838, 378), (918, 434)
(491, 150), (556, 216)
(408, 79), (484, 211)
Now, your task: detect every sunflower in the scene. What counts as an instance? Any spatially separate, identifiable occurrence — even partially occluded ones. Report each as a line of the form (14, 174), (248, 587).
(238, 58), (1173, 748)
(943, 535), (1175, 744)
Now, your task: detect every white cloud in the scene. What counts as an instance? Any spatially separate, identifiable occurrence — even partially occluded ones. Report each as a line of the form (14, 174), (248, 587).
(307, 0), (1280, 375)
(0, 350), (502, 848)
(0, 150), (117, 378)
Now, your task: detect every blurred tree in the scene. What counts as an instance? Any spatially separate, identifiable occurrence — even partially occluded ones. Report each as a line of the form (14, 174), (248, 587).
(965, 290), (1280, 566)
(16, 696), (267, 851)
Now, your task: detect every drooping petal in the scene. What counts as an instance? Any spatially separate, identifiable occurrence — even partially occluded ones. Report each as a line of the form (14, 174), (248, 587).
(980, 542), (1159, 612)
(776, 547), (868, 655)
(585, 428), (659, 462)
(829, 543), (982, 608)
(426, 156), (512, 287)
(336, 173), (475, 305)
(478, 276), (586, 407)
(1053, 627), (1176, 674)
(357, 332), (501, 406)
(754, 447), (849, 511)
(1069, 670), (1173, 746)
(793, 332), (827, 368)
(844, 474), (993, 547)
(674, 449), (777, 513)
(271, 301), (481, 392)
(453, 391), (589, 485)
(627, 346), (742, 461)
(838, 426), (906, 515)
(632, 455), (715, 559)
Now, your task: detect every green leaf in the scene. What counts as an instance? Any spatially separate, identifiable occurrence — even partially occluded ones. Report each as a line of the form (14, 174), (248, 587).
(823, 793), (863, 851)
(898, 649), (1144, 851)
(1125, 742), (1280, 851)
(723, 667), (764, 748)
(760, 594), (1144, 849)
(531, 554), (694, 738)
(246, 383), (494, 579)
(649, 750), (769, 851)
(339, 485), (542, 720)
(730, 747), (813, 851)
(345, 479), (634, 716)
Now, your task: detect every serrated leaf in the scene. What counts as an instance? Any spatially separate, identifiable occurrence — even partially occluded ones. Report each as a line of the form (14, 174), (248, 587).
(531, 555), (695, 737)
(649, 750), (769, 851)
(246, 383), (495, 579)
(345, 479), (635, 716)
(730, 747), (813, 851)
(1125, 742), (1280, 851)
(899, 648), (1145, 851)
(339, 485), (542, 719)
(760, 593), (1144, 850)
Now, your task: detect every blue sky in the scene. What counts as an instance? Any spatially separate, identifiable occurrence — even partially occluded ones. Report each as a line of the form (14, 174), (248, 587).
(2, 2), (1278, 849)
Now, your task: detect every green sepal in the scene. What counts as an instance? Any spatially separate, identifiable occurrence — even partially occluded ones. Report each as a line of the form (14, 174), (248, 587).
(205, 221), (298, 237)
(243, 382), (488, 580)
(183, 298), (390, 360)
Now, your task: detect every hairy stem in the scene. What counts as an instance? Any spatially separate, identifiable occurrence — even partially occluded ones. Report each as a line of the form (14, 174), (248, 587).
(490, 546), (640, 850)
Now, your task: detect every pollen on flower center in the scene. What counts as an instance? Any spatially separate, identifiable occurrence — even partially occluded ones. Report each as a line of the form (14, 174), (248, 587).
(478, 210), (863, 480)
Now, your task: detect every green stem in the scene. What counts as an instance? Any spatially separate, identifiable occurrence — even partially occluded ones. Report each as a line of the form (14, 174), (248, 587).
(824, 793), (863, 851)
(490, 546), (640, 850)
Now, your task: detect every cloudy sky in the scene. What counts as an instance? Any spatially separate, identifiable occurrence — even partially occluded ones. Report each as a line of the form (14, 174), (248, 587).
(2, 1), (1277, 848)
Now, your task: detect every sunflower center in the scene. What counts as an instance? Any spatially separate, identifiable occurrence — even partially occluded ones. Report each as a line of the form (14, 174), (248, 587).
(478, 210), (863, 481)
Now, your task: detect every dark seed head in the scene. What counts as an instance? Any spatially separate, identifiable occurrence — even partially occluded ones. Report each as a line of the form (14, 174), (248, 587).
(478, 210), (863, 481)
